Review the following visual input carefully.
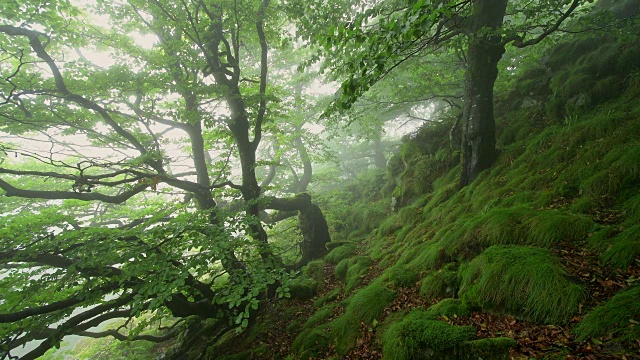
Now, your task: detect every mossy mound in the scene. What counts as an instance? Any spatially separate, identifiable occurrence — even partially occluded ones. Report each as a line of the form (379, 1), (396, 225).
(324, 242), (357, 264)
(459, 245), (585, 323)
(335, 255), (373, 292)
(601, 224), (640, 268)
(291, 325), (332, 359)
(426, 298), (471, 318)
(384, 264), (420, 289)
(382, 309), (475, 360)
(420, 269), (460, 301)
(574, 285), (640, 342)
(329, 280), (397, 355)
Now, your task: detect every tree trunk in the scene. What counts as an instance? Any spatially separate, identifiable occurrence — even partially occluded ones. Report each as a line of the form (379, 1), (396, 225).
(373, 137), (387, 169)
(266, 194), (331, 265)
(459, 0), (507, 187)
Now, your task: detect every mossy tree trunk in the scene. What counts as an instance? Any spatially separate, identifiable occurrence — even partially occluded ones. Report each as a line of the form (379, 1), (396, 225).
(459, 0), (508, 187)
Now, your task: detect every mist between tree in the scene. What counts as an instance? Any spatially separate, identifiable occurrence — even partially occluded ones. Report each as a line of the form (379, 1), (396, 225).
(2, 0), (639, 359)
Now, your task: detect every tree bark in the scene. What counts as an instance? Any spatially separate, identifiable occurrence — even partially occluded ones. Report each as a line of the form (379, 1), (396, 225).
(459, 0), (507, 187)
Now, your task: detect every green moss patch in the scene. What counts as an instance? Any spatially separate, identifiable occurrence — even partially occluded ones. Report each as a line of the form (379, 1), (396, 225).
(420, 269), (459, 301)
(335, 255), (373, 292)
(330, 280), (397, 355)
(324, 243), (357, 264)
(381, 309), (475, 360)
(427, 298), (471, 318)
(459, 245), (585, 323)
(385, 264), (420, 289)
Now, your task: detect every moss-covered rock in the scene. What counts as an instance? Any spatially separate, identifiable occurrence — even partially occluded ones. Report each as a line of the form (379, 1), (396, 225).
(289, 277), (319, 300)
(382, 309), (475, 360)
(291, 325), (332, 359)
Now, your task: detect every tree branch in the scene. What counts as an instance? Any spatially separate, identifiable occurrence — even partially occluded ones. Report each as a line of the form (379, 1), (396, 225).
(507, 0), (581, 48)
(0, 178), (148, 203)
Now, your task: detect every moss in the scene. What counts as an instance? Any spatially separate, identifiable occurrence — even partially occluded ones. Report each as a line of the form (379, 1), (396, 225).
(291, 325), (332, 358)
(522, 211), (594, 247)
(326, 241), (349, 251)
(570, 197), (597, 213)
(344, 256), (373, 292)
(385, 264), (420, 289)
(459, 245), (585, 323)
(330, 280), (397, 355)
(574, 285), (640, 342)
(407, 242), (448, 273)
(427, 298), (471, 318)
(623, 192), (640, 221)
(461, 337), (516, 360)
(216, 351), (252, 360)
(601, 224), (640, 268)
(382, 309), (475, 360)
(313, 288), (341, 308)
(398, 206), (422, 226)
(302, 303), (338, 330)
(586, 227), (616, 252)
(289, 277), (319, 300)
(303, 260), (324, 283)
(420, 269), (459, 300)
(377, 215), (402, 238)
(324, 243), (356, 264)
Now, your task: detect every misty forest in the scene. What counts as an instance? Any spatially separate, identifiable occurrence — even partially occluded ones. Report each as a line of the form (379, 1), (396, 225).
(1, 0), (640, 359)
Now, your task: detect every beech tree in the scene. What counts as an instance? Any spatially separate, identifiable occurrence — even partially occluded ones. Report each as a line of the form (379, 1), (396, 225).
(0, 0), (330, 358)
(297, 0), (585, 186)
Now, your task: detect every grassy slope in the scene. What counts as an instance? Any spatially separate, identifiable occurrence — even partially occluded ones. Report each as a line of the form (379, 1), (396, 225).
(205, 34), (640, 360)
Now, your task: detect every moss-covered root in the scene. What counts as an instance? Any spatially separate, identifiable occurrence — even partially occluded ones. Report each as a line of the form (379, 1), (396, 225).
(574, 285), (640, 342)
(459, 245), (585, 323)
(382, 309), (516, 360)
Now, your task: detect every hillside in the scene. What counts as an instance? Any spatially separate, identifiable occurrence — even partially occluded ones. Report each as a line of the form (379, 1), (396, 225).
(185, 30), (640, 360)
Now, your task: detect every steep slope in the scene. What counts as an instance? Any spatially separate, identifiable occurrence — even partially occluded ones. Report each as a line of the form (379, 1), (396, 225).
(195, 31), (640, 360)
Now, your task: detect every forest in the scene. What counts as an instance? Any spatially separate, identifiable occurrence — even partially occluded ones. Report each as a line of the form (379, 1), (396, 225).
(1, 0), (639, 359)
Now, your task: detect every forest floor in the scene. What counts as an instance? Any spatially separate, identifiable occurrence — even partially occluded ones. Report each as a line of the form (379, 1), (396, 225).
(238, 250), (640, 360)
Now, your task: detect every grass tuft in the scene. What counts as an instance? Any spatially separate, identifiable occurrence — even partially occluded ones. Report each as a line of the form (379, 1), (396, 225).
(419, 268), (459, 300)
(601, 224), (640, 268)
(330, 280), (397, 355)
(459, 245), (585, 323)
(385, 264), (420, 289)
(324, 243), (357, 264)
(574, 285), (640, 342)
